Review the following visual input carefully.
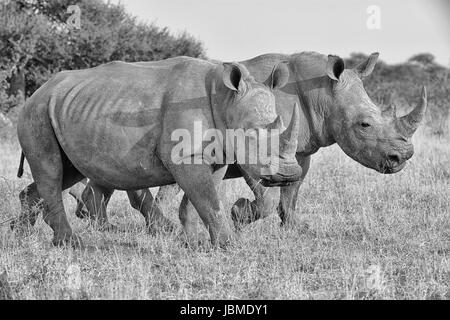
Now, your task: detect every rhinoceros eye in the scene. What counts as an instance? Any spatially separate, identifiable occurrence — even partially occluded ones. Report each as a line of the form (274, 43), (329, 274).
(360, 122), (371, 128)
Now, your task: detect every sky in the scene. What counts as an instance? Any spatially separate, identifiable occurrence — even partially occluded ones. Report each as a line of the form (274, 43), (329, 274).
(112, 0), (450, 66)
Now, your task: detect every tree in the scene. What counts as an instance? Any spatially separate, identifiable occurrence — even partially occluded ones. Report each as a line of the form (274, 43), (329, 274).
(408, 53), (435, 66)
(0, 1), (53, 99)
(0, 0), (205, 112)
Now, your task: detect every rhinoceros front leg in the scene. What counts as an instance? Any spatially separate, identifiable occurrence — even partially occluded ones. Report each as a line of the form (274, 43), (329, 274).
(231, 155), (311, 228)
(178, 193), (210, 247)
(277, 156), (310, 227)
(167, 163), (233, 247)
(231, 170), (279, 230)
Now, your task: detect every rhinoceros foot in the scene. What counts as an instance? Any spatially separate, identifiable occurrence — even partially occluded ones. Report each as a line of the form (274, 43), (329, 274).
(52, 233), (84, 249)
(231, 198), (258, 230)
(74, 200), (89, 220)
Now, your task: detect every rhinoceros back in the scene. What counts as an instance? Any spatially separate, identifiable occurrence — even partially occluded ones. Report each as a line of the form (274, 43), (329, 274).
(43, 60), (196, 189)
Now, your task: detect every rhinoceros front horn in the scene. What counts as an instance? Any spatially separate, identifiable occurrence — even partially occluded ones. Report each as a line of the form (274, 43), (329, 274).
(279, 102), (300, 158)
(397, 86), (427, 137)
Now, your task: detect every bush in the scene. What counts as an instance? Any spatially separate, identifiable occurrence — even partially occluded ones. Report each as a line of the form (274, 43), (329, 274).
(0, 0), (205, 112)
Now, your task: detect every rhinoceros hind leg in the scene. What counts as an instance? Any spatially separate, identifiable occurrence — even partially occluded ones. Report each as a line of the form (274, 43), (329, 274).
(49, 165), (85, 248)
(80, 180), (116, 231)
(74, 200), (89, 220)
(11, 182), (42, 231)
(126, 189), (176, 234)
(26, 149), (84, 247)
(68, 179), (89, 219)
(231, 198), (257, 230)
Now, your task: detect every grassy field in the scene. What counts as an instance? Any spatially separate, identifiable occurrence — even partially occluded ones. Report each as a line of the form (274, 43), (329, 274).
(0, 126), (449, 300)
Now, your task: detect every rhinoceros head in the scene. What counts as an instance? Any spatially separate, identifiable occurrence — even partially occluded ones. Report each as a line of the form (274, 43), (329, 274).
(220, 62), (302, 186)
(325, 53), (427, 173)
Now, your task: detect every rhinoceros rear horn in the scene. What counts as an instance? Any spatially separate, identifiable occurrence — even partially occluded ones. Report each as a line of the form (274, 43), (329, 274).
(279, 102), (300, 158)
(397, 86), (427, 137)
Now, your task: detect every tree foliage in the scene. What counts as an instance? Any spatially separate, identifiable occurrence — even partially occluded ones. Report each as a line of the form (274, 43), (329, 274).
(408, 53), (436, 66)
(0, 0), (205, 113)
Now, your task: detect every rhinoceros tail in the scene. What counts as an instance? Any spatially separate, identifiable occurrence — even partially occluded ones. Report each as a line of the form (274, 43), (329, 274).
(17, 151), (25, 178)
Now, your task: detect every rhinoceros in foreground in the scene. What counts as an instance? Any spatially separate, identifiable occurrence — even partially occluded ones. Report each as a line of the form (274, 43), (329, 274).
(14, 57), (303, 247)
(68, 51), (427, 233)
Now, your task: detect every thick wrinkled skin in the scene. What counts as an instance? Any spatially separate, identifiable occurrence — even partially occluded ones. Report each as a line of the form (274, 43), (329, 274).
(13, 56), (303, 247)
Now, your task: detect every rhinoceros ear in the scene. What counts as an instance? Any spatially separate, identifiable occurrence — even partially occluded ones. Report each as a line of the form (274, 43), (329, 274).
(326, 55), (345, 81)
(354, 52), (379, 78)
(268, 61), (290, 90)
(222, 62), (245, 92)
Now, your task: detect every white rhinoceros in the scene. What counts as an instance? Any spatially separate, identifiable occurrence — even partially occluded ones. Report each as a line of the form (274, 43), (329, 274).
(13, 57), (303, 247)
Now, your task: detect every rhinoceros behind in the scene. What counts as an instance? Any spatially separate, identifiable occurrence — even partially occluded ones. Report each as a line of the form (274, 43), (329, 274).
(231, 51), (427, 227)
(14, 56), (303, 247)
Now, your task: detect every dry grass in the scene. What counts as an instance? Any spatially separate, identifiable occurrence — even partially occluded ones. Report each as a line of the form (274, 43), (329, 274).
(0, 126), (449, 300)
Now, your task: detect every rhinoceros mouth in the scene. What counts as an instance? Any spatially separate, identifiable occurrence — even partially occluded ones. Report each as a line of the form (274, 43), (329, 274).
(379, 160), (406, 174)
(259, 171), (300, 187)
(260, 179), (295, 187)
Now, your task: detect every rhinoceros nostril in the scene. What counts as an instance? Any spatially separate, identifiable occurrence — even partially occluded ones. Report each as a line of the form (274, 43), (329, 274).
(387, 154), (400, 165)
